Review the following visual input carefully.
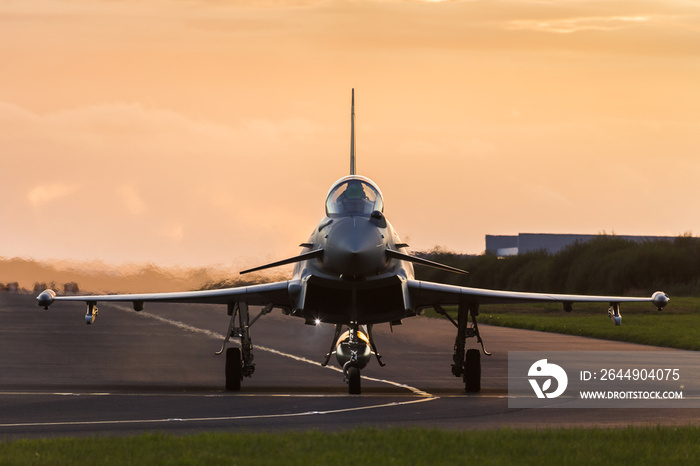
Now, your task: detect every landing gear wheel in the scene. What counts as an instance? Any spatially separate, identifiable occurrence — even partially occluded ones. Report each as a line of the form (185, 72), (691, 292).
(464, 349), (481, 393)
(347, 366), (361, 395)
(226, 347), (242, 391)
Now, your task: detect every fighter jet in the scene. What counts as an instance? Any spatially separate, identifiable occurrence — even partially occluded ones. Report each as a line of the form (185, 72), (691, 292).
(37, 90), (669, 394)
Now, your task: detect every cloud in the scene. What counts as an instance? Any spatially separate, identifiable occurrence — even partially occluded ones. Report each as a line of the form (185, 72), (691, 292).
(118, 185), (146, 215)
(27, 184), (79, 207)
(161, 224), (184, 242)
(523, 184), (573, 208)
(0, 100), (331, 266)
(506, 15), (651, 34)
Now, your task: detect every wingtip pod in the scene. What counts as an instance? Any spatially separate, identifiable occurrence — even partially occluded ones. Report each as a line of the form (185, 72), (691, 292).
(652, 291), (670, 310)
(37, 289), (56, 309)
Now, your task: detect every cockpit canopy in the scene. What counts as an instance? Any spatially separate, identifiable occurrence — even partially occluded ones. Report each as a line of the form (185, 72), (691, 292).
(325, 176), (384, 217)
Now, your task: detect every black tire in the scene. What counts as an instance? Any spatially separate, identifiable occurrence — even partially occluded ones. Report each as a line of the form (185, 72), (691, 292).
(226, 347), (242, 391)
(347, 366), (361, 394)
(464, 349), (481, 393)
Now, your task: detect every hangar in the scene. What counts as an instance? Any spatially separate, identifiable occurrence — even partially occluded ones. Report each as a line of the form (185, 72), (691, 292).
(485, 233), (676, 257)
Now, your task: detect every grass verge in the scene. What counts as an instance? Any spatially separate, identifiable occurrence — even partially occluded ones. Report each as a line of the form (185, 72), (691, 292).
(1, 426), (699, 465)
(425, 297), (699, 351)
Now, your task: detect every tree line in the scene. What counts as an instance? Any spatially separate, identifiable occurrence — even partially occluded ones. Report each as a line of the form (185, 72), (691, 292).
(414, 235), (700, 296)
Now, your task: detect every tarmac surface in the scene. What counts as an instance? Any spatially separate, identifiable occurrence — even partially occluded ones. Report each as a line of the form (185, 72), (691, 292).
(1, 293), (698, 438)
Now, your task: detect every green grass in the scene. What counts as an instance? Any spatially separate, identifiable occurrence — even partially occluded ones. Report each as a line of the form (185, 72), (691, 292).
(1, 426), (698, 465)
(425, 297), (700, 351)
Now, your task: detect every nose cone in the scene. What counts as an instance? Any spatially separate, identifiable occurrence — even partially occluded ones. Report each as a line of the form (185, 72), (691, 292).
(324, 217), (387, 277)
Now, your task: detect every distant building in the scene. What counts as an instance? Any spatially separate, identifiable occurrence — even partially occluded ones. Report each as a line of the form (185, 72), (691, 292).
(485, 233), (676, 257)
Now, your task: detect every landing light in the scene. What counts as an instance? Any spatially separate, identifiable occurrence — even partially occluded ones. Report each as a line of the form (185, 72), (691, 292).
(314, 318), (322, 326)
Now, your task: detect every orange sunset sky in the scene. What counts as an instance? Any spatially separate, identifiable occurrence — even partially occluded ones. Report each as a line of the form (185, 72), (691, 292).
(1, 0), (699, 271)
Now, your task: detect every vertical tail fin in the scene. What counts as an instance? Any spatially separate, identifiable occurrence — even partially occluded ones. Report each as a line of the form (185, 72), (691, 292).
(350, 89), (356, 175)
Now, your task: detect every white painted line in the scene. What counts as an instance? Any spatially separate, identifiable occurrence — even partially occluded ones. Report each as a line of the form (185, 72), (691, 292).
(0, 397), (435, 429)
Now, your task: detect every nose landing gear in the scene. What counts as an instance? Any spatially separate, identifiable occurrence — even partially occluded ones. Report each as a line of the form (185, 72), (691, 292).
(344, 363), (362, 394)
(322, 321), (384, 394)
(340, 324), (368, 395)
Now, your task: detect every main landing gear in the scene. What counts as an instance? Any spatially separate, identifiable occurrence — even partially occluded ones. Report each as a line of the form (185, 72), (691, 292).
(216, 302), (272, 391)
(434, 302), (490, 393)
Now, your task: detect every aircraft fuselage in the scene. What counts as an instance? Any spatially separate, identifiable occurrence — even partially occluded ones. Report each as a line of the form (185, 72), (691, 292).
(290, 175), (415, 325)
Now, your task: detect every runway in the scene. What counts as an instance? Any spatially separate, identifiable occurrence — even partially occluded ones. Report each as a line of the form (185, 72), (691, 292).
(1, 293), (698, 438)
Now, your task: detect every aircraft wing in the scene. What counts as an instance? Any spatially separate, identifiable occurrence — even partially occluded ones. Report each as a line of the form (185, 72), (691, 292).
(406, 279), (669, 310)
(37, 280), (293, 310)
